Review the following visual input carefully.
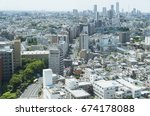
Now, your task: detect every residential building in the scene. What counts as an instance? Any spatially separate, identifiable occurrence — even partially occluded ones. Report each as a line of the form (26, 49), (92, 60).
(79, 33), (89, 51)
(0, 46), (14, 83)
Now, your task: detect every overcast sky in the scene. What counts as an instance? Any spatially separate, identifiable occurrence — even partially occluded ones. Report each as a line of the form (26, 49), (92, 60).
(0, 0), (149, 12)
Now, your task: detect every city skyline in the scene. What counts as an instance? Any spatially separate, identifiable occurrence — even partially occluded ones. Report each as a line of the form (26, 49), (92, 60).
(0, 0), (150, 12)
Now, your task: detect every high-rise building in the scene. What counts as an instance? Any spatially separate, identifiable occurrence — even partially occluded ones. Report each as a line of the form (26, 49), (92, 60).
(111, 4), (115, 17)
(116, 2), (119, 14)
(12, 39), (22, 69)
(0, 39), (22, 70)
(94, 4), (98, 21)
(0, 46), (14, 83)
(102, 7), (107, 17)
(119, 32), (130, 44)
(82, 25), (89, 35)
(49, 46), (64, 76)
(79, 33), (89, 51)
(108, 10), (113, 21)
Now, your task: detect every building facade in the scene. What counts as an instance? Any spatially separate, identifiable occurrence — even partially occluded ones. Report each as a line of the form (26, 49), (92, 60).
(119, 32), (130, 44)
(79, 33), (89, 51)
(0, 46), (14, 83)
(49, 47), (64, 76)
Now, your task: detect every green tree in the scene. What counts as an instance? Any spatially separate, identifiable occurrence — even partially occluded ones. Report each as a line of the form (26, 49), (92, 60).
(9, 74), (22, 92)
(0, 92), (16, 99)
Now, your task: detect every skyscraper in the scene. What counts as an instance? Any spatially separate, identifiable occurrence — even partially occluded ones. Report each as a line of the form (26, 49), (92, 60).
(79, 33), (89, 51)
(111, 4), (115, 16)
(94, 4), (98, 21)
(102, 7), (107, 17)
(49, 46), (64, 76)
(116, 2), (119, 14)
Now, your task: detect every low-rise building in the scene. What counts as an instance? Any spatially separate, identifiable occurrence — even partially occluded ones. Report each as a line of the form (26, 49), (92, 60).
(93, 80), (122, 99)
(116, 79), (143, 98)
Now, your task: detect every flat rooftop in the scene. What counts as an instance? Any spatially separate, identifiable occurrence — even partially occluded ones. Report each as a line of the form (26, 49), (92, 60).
(94, 80), (122, 88)
(22, 51), (49, 55)
(70, 89), (90, 98)
(116, 79), (143, 91)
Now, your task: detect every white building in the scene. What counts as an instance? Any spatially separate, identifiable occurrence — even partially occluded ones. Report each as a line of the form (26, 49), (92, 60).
(84, 68), (103, 82)
(65, 89), (91, 99)
(93, 80), (122, 99)
(145, 36), (150, 45)
(65, 78), (79, 90)
(79, 33), (89, 51)
(43, 69), (65, 99)
(43, 69), (53, 87)
(116, 79), (143, 98)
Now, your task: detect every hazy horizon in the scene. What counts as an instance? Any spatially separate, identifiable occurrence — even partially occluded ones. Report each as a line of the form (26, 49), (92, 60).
(0, 0), (150, 13)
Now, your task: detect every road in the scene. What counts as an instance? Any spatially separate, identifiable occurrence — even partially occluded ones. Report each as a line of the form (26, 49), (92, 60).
(20, 77), (43, 99)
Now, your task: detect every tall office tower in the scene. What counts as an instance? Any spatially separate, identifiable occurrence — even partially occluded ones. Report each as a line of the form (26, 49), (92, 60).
(79, 33), (89, 51)
(119, 32), (130, 44)
(108, 10), (113, 20)
(116, 2), (119, 14)
(12, 39), (22, 69)
(94, 4), (98, 21)
(102, 7), (107, 17)
(0, 46), (14, 83)
(111, 4), (115, 17)
(49, 46), (64, 76)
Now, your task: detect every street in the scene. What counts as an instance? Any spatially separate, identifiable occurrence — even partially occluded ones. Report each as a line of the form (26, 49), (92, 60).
(20, 77), (43, 99)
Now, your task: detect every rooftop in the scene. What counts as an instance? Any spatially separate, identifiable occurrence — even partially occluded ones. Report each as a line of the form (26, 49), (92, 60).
(21, 50), (49, 55)
(70, 89), (90, 98)
(116, 79), (144, 91)
(94, 80), (122, 88)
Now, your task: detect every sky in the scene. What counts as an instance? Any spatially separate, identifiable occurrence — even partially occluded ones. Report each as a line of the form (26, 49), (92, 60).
(0, 0), (150, 12)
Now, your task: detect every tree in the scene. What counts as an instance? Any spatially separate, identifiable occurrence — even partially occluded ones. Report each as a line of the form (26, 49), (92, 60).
(9, 74), (22, 92)
(0, 92), (16, 99)
(0, 59), (45, 98)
